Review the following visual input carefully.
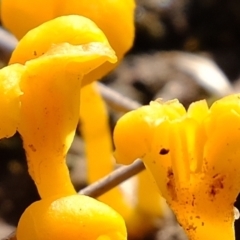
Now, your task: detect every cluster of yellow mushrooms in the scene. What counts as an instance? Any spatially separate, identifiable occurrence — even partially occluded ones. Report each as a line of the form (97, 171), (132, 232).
(0, 1), (240, 240)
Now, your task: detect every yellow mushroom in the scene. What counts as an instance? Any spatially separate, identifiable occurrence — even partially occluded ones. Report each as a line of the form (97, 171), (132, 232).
(2, 15), (116, 198)
(0, 16), (128, 240)
(17, 194), (127, 240)
(80, 83), (114, 182)
(113, 96), (240, 240)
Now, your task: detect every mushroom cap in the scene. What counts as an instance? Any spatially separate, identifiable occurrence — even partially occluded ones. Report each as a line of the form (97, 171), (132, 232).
(17, 194), (127, 240)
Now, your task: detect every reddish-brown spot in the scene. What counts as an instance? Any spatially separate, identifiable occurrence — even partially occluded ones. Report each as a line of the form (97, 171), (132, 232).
(191, 195), (196, 206)
(159, 148), (170, 155)
(209, 174), (225, 198)
(28, 144), (36, 152)
(167, 168), (177, 200)
(186, 224), (197, 231)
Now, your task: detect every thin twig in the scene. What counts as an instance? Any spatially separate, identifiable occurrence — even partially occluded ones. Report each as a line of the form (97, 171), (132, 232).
(79, 159), (145, 197)
(0, 27), (17, 63)
(98, 82), (142, 112)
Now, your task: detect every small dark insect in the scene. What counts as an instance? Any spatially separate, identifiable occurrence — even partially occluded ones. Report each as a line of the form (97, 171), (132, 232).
(159, 148), (170, 155)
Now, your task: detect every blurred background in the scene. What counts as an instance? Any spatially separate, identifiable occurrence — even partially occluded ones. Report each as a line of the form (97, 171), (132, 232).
(1, 0), (240, 239)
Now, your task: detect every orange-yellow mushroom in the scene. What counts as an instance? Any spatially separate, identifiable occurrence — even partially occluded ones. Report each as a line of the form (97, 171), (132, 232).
(80, 83), (114, 182)
(17, 194), (127, 240)
(113, 96), (240, 240)
(5, 15), (116, 198)
(0, 15), (128, 240)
